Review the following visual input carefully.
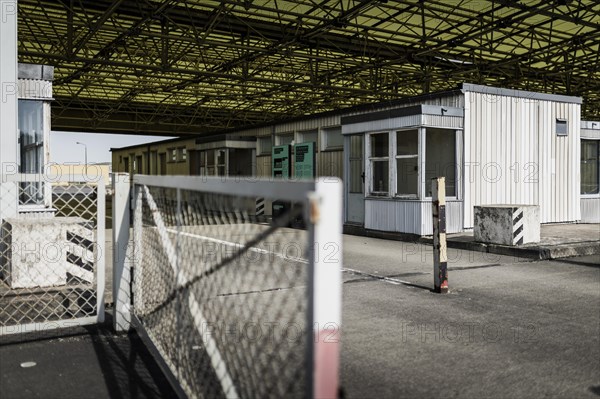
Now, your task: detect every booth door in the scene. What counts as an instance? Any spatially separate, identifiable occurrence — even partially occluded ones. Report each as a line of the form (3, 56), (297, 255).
(346, 134), (365, 225)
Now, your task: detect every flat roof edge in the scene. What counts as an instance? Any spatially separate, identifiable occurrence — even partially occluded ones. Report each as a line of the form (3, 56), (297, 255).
(18, 63), (54, 81)
(461, 83), (582, 104)
(581, 120), (600, 130)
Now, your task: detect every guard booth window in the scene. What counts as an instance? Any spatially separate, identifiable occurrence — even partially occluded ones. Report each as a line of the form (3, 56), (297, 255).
(581, 140), (599, 195)
(198, 149), (228, 176)
(395, 130), (419, 197)
(18, 100), (45, 205)
(369, 133), (389, 195)
(425, 128), (456, 197)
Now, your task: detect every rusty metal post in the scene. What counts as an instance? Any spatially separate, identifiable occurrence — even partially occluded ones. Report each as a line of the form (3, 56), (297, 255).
(432, 177), (448, 293)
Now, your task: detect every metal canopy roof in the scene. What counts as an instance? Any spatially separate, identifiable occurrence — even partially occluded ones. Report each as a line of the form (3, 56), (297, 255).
(18, 0), (600, 136)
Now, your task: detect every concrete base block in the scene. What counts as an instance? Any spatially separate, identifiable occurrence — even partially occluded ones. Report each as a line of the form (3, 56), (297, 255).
(474, 205), (540, 246)
(3, 217), (87, 288)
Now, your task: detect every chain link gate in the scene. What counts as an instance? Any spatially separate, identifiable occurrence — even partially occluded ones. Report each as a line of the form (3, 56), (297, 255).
(113, 174), (342, 399)
(0, 174), (105, 336)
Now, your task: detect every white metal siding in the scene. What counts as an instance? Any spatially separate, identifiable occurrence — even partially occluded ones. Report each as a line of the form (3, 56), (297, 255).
(342, 93), (465, 119)
(537, 100), (580, 223)
(365, 199), (463, 235)
(18, 79), (53, 100)
(422, 115), (463, 129)
(365, 200), (422, 234)
(342, 114), (462, 135)
(463, 92), (580, 228)
(446, 201), (464, 235)
(581, 129), (600, 139)
(580, 198), (600, 223)
(342, 115), (422, 135)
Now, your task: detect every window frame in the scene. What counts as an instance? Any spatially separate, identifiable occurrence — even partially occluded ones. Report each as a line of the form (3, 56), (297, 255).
(297, 129), (319, 151)
(257, 136), (273, 156)
(364, 127), (461, 201)
(275, 133), (295, 146)
(198, 148), (229, 177)
(135, 155), (143, 174)
(348, 134), (364, 194)
(321, 125), (343, 151)
(178, 147), (187, 162)
(581, 139), (600, 197)
(556, 118), (568, 136)
(423, 128), (460, 200)
(393, 128), (420, 199)
(18, 100), (50, 208)
(168, 148), (177, 163)
(367, 131), (391, 196)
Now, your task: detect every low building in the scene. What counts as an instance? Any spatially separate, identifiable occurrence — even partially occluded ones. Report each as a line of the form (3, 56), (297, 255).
(111, 83), (599, 235)
(47, 163), (112, 187)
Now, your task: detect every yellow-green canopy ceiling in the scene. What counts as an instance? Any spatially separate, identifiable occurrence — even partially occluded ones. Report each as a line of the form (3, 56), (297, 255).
(18, 0), (600, 136)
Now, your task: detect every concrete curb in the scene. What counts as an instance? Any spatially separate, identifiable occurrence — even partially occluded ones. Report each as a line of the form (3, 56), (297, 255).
(419, 237), (600, 260)
(343, 225), (600, 260)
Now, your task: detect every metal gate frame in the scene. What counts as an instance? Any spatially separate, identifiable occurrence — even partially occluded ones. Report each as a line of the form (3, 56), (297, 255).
(0, 173), (105, 336)
(112, 173), (342, 399)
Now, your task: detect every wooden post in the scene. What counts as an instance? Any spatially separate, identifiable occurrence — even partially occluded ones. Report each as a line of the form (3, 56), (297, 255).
(432, 177), (448, 294)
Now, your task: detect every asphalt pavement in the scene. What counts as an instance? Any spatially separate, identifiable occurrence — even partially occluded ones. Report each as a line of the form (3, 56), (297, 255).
(340, 235), (600, 398)
(0, 234), (598, 398)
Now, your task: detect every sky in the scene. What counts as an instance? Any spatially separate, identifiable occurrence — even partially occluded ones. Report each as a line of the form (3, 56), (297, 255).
(50, 131), (173, 164)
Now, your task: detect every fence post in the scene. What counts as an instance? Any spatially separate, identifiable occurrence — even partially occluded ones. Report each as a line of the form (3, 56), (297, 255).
(432, 177), (448, 294)
(310, 179), (343, 399)
(113, 173), (132, 331)
(96, 177), (106, 323)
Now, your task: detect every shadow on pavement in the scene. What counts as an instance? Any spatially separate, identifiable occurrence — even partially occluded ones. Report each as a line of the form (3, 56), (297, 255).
(0, 314), (177, 399)
(84, 325), (178, 399)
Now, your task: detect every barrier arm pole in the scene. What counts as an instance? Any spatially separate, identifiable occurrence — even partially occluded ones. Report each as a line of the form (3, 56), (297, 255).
(432, 177), (448, 294)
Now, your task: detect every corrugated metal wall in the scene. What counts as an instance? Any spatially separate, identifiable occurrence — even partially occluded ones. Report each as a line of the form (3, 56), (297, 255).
(236, 115), (343, 179)
(538, 100), (581, 223)
(274, 116), (341, 134)
(463, 92), (580, 228)
(365, 199), (462, 235)
(317, 151), (344, 179)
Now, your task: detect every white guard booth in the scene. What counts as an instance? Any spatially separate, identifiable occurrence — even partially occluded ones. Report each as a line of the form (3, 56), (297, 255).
(342, 84), (583, 236)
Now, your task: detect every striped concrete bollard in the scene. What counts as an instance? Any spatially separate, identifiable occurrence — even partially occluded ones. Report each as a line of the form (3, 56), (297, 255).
(256, 197), (265, 217)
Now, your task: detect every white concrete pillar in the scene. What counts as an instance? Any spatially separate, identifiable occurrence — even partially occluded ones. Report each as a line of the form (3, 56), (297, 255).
(0, 0), (18, 170)
(0, 0), (18, 275)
